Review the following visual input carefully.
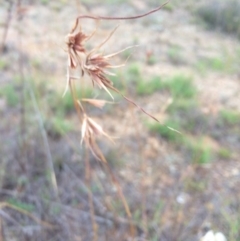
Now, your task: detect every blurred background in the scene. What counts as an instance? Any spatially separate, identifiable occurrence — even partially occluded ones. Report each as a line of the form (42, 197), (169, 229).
(0, 0), (240, 240)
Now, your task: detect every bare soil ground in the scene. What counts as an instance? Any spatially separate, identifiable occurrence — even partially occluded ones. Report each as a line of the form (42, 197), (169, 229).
(0, 0), (240, 241)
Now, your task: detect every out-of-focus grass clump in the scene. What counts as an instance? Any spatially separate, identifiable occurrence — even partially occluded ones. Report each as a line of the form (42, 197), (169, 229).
(197, 0), (240, 38)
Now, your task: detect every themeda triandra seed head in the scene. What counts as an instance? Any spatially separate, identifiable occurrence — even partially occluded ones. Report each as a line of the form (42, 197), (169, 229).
(66, 31), (88, 69)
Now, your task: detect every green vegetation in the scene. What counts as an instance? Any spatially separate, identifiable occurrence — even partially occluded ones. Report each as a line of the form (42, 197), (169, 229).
(48, 88), (92, 115)
(195, 56), (229, 74)
(136, 74), (196, 98)
(41, 0), (49, 5)
(197, 0), (240, 38)
(0, 85), (19, 107)
(127, 62), (141, 79)
(184, 178), (207, 193)
(137, 76), (164, 95)
(185, 140), (212, 164)
(167, 99), (198, 114)
(146, 55), (157, 65)
(167, 45), (185, 65)
(45, 116), (73, 139)
(148, 120), (182, 143)
(218, 148), (232, 159)
(0, 59), (8, 70)
(7, 198), (35, 212)
(145, 73), (213, 164)
(164, 3), (174, 12)
(164, 75), (196, 99)
(219, 109), (240, 125)
(109, 71), (125, 90)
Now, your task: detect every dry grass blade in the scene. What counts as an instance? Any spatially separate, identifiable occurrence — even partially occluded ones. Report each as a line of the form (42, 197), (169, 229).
(0, 202), (54, 229)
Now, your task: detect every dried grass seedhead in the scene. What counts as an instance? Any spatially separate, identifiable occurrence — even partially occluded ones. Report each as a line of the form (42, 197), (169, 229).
(81, 113), (111, 162)
(85, 52), (117, 99)
(65, 2), (168, 161)
(66, 32), (87, 52)
(66, 31), (88, 69)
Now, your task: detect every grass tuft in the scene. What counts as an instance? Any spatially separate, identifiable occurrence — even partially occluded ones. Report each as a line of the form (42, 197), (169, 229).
(164, 75), (196, 99)
(148, 119), (182, 143)
(185, 139), (212, 164)
(218, 148), (232, 159)
(0, 85), (19, 107)
(45, 116), (73, 139)
(219, 109), (240, 125)
(137, 76), (164, 95)
(197, 0), (240, 38)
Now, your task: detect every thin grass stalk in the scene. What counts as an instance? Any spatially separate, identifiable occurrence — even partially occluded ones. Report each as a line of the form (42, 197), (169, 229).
(85, 148), (98, 241)
(71, 2), (169, 33)
(65, 4), (170, 238)
(102, 162), (136, 237)
(124, 76), (148, 237)
(127, 102), (149, 237)
(27, 81), (59, 200)
(17, 0), (27, 173)
(69, 79), (83, 121)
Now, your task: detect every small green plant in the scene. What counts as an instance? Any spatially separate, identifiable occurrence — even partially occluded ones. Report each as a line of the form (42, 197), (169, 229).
(164, 3), (174, 12)
(219, 109), (240, 125)
(148, 119), (182, 143)
(0, 85), (19, 107)
(184, 178), (207, 193)
(7, 198), (35, 212)
(197, 0), (240, 38)
(0, 59), (8, 70)
(208, 57), (225, 71)
(186, 140), (212, 164)
(45, 116), (73, 139)
(127, 62), (141, 79)
(167, 99), (198, 114)
(48, 88), (92, 115)
(218, 148), (232, 159)
(41, 0), (49, 5)
(165, 75), (196, 99)
(195, 56), (227, 73)
(137, 76), (164, 95)
(109, 71), (125, 90)
(146, 55), (157, 65)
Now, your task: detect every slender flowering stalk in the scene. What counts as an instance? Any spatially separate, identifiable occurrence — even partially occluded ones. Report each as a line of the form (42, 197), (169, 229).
(63, 3), (170, 231)
(65, 3), (169, 161)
